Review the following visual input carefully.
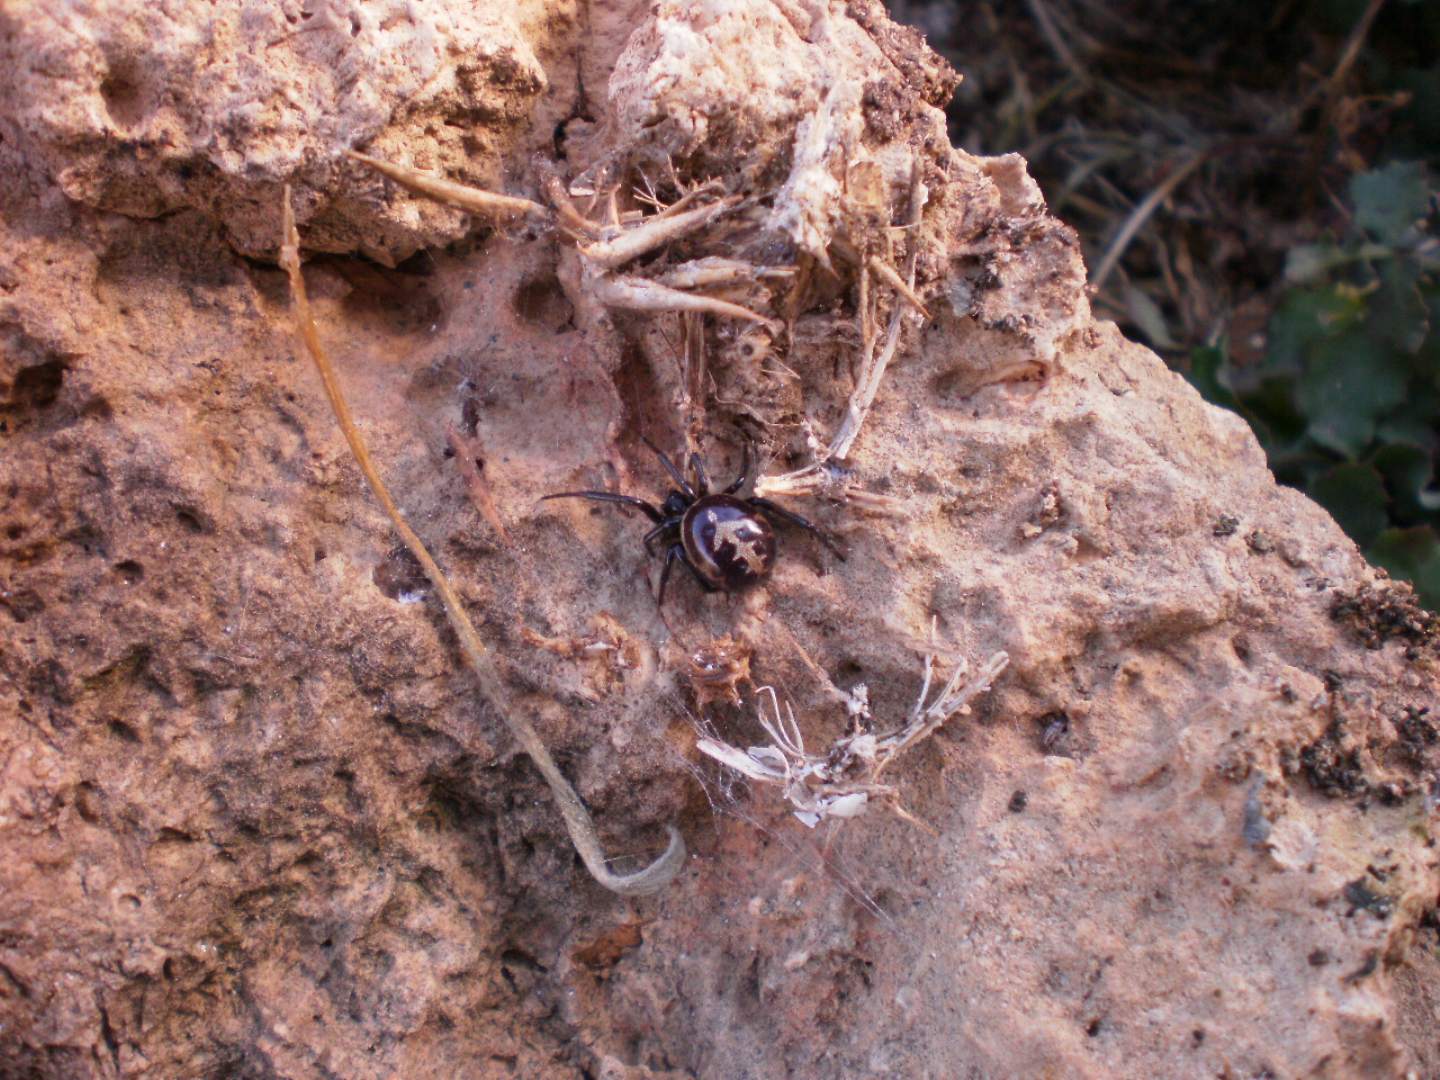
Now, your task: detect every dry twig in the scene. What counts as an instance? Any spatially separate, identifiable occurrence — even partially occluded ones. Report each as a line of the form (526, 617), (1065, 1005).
(280, 189), (684, 896)
(1089, 150), (1209, 294)
(578, 197), (741, 270)
(755, 159), (928, 502)
(592, 274), (781, 331)
(446, 425), (511, 546)
(346, 150), (549, 221)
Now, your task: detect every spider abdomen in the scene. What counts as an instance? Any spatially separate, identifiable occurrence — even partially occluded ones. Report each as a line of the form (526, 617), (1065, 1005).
(682, 494), (777, 591)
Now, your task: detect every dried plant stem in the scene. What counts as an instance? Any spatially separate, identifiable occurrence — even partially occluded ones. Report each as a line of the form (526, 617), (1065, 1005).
(579, 197), (741, 270)
(1025, 0), (1090, 87)
(539, 173), (605, 240)
(1090, 150), (1207, 293)
(1306, 0), (1387, 113)
(280, 191), (684, 896)
(696, 632), (1009, 829)
(874, 649), (1012, 777)
(867, 255), (930, 318)
(346, 151), (549, 221)
(829, 301), (905, 461)
(765, 160), (927, 486)
(678, 312), (707, 457)
(446, 426), (511, 546)
(591, 274), (779, 330)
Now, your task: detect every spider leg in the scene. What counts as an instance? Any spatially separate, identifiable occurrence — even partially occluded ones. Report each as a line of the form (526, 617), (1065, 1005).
(640, 437), (696, 500)
(722, 441), (752, 495)
(749, 496), (848, 560)
(541, 491), (664, 524)
(657, 542), (716, 608)
(689, 452), (712, 496)
(657, 544), (682, 609)
(642, 518), (682, 556)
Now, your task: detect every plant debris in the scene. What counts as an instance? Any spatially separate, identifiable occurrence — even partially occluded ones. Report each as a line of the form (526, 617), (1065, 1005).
(697, 625), (1009, 829)
(1329, 582), (1439, 655)
(686, 635), (754, 709)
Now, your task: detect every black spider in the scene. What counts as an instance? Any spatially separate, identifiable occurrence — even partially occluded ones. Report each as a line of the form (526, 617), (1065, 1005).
(543, 440), (843, 607)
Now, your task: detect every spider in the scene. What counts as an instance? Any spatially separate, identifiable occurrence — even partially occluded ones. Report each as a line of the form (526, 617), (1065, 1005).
(543, 440), (844, 607)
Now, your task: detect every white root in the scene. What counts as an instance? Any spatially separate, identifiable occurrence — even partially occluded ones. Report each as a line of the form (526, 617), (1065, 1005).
(346, 151), (549, 220)
(827, 299), (906, 461)
(658, 257), (795, 290)
(592, 274), (781, 332)
(349, 151), (767, 327)
(579, 197), (742, 270)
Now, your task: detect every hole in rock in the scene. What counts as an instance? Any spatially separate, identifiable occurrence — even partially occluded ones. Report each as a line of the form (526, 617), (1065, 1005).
(113, 560), (144, 584)
(514, 277), (573, 332)
(173, 506), (210, 534)
(11, 359), (66, 410)
(99, 59), (151, 129)
(373, 546), (427, 600)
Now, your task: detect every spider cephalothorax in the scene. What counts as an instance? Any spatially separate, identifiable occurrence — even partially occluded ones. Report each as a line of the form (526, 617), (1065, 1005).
(543, 440), (843, 606)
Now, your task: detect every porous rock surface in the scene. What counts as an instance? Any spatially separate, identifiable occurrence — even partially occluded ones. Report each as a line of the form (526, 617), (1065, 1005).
(2, 1), (1437, 1078)
(0, 0), (572, 262)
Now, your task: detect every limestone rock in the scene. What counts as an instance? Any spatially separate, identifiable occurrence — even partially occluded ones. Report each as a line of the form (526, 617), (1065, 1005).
(0, 0), (572, 262)
(1, 1), (1436, 1078)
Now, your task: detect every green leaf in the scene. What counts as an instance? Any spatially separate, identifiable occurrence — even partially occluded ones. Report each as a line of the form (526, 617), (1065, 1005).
(1375, 413), (1437, 447)
(1376, 379), (1440, 465)
(1373, 443), (1440, 520)
(1368, 258), (1430, 356)
(1238, 375), (1307, 446)
(1297, 332), (1409, 457)
(1284, 243), (1349, 285)
(1266, 287), (1365, 376)
(1418, 283), (1440, 378)
(1367, 527), (1440, 611)
(1350, 161), (1431, 245)
(1185, 345), (1241, 410)
(1310, 463), (1390, 548)
(1286, 242), (1399, 285)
